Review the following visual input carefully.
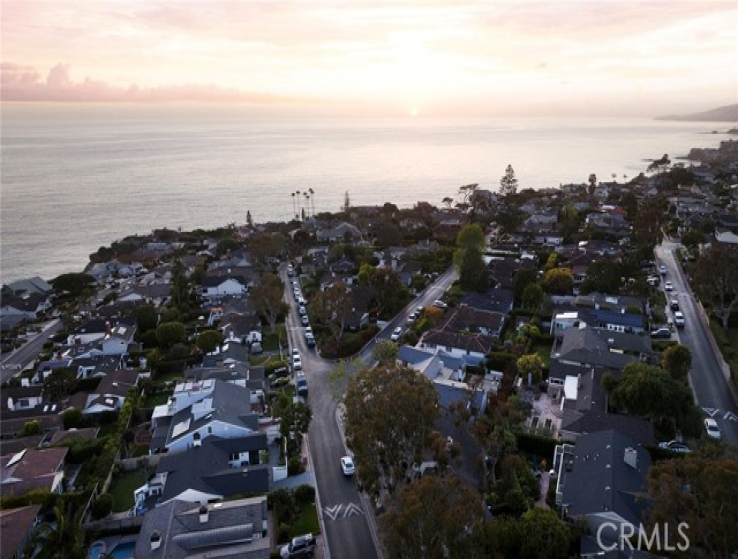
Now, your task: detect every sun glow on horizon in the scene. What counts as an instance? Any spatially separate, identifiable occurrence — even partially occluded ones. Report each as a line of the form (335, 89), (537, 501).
(411, 107), (419, 117)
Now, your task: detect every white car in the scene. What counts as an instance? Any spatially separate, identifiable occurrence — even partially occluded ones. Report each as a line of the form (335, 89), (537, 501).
(341, 456), (355, 476)
(674, 311), (685, 327)
(390, 327), (402, 341)
(664, 281), (673, 291)
(659, 264), (667, 276)
(292, 353), (302, 371)
(406, 312), (418, 324)
(433, 299), (448, 309)
(705, 418), (722, 440)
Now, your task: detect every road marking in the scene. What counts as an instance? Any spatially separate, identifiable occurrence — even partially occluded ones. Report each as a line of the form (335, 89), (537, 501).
(323, 504), (343, 520)
(724, 412), (738, 422)
(323, 502), (365, 521)
(343, 503), (365, 518)
(702, 407), (719, 417)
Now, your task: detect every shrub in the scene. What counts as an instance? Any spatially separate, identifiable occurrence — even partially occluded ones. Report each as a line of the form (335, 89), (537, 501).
(288, 455), (304, 476)
(486, 352), (517, 371)
(515, 432), (558, 459)
(277, 523), (291, 544)
(91, 493), (114, 520)
(294, 484), (315, 506)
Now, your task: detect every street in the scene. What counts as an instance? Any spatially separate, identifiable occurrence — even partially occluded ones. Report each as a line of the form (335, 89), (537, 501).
(0, 319), (62, 384)
(282, 266), (458, 559)
(655, 241), (738, 445)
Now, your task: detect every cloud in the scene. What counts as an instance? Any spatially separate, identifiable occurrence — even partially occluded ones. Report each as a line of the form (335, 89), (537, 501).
(0, 62), (321, 104)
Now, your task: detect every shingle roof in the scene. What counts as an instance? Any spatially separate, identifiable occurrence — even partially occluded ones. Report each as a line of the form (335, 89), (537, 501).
(156, 435), (269, 503)
(561, 430), (651, 524)
(0, 505), (41, 559)
(459, 288), (514, 314)
(134, 497), (270, 559)
(422, 330), (496, 354)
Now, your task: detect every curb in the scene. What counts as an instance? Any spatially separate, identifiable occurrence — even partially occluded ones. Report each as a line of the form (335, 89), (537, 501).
(304, 433), (330, 559)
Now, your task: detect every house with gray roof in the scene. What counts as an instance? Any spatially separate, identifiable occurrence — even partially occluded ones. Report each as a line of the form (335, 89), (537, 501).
(4, 276), (52, 297)
(460, 288), (514, 314)
(551, 326), (653, 374)
(0, 505), (42, 559)
(553, 430), (652, 555)
(134, 496), (270, 559)
(316, 222), (363, 243)
(150, 381), (258, 454)
(81, 369), (143, 415)
(0, 447), (68, 497)
(136, 434), (269, 507)
(0, 293), (52, 321)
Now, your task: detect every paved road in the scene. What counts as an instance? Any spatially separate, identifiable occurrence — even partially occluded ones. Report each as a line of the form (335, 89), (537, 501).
(1, 319), (62, 384)
(282, 266), (459, 559)
(655, 242), (738, 445)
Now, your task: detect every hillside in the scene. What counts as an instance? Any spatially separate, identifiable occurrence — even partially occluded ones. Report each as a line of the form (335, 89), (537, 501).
(657, 104), (738, 122)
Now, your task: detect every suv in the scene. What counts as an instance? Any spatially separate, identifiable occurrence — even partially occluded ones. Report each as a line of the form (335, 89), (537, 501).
(280, 534), (316, 559)
(650, 327), (671, 339)
(296, 373), (308, 397)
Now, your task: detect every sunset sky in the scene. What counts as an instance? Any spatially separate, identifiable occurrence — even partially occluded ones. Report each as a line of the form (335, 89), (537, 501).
(2, 0), (737, 116)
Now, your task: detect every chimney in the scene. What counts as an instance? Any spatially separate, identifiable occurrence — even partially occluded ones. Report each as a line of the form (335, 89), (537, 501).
(151, 531), (162, 551)
(199, 505), (209, 524)
(624, 447), (638, 469)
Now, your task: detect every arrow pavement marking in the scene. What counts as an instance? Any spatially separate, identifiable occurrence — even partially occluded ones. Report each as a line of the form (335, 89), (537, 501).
(702, 407), (719, 418)
(724, 412), (738, 422)
(343, 503), (365, 518)
(323, 504), (343, 521)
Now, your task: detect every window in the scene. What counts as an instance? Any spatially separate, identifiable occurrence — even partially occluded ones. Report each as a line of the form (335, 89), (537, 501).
(208, 426), (212, 434)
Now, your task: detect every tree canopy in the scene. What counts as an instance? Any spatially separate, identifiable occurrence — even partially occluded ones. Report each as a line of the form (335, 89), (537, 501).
(196, 330), (224, 354)
(541, 268), (573, 295)
(250, 273), (287, 333)
(50, 273), (96, 297)
(344, 365), (439, 496)
(662, 344), (692, 382)
(693, 243), (738, 329)
(500, 164), (518, 196)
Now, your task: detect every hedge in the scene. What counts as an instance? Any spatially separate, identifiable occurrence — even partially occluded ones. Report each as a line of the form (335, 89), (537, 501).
(514, 431), (558, 460)
(486, 352), (517, 371)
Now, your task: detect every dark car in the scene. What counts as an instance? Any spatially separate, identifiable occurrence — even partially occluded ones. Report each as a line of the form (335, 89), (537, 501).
(296, 373), (308, 397)
(650, 327), (671, 339)
(670, 299), (679, 310)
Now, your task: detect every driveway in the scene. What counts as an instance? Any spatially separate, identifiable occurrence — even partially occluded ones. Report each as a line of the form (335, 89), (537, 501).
(655, 241), (738, 445)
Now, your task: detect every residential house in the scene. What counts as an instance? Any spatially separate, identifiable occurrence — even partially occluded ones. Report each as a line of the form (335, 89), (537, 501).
(202, 340), (250, 368)
(201, 276), (248, 301)
(65, 317), (137, 348)
(397, 346), (496, 416)
(4, 276), (53, 297)
(487, 257), (537, 290)
(0, 407), (62, 441)
(71, 354), (124, 379)
(316, 222), (363, 243)
(714, 229), (738, 245)
(436, 304), (507, 338)
(551, 362), (654, 446)
(0, 505), (41, 559)
(220, 313), (262, 344)
(48, 427), (100, 446)
(553, 430), (652, 555)
(419, 330), (495, 366)
(135, 435), (269, 507)
(2, 385), (43, 413)
(150, 381), (259, 454)
(0, 293), (52, 321)
(550, 325), (653, 374)
(133, 496), (270, 559)
(0, 447), (68, 496)
(81, 369), (142, 415)
(550, 304), (646, 336)
(460, 288), (514, 314)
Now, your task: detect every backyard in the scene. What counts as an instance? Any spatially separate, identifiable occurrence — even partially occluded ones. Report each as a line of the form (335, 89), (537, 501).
(108, 469), (146, 513)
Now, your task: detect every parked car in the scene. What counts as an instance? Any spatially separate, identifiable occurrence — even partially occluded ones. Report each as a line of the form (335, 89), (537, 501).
(704, 418), (722, 440)
(280, 534), (316, 559)
(390, 327), (402, 341)
(301, 314), (310, 326)
(433, 299), (448, 308)
(287, 266), (295, 277)
(296, 373), (308, 397)
(674, 311), (685, 327)
(298, 305), (307, 316)
(664, 281), (673, 291)
(647, 276), (660, 286)
(305, 334), (316, 347)
(658, 440), (691, 454)
(659, 264), (667, 276)
(670, 299), (679, 310)
(292, 354), (302, 371)
(650, 327), (672, 339)
(406, 312), (418, 324)
(341, 456), (355, 476)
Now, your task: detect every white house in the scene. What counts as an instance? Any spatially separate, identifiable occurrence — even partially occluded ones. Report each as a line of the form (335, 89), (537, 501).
(201, 277), (248, 300)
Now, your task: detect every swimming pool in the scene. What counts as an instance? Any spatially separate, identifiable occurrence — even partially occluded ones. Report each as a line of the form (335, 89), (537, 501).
(88, 540), (135, 559)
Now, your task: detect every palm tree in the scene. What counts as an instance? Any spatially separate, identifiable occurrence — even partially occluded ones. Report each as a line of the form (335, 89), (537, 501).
(304, 192), (310, 219)
(309, 188), (315, 216)
(295, 190), (302, 219)
(291, 192), (296, 218)
(30, 500), (85, 559)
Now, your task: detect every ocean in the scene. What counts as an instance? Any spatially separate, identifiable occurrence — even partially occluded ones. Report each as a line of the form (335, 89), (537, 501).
(0, 104), (728, 284)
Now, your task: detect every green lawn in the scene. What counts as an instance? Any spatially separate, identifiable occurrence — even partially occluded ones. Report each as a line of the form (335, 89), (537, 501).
(141, 392), (171, 408)
(108, 470), (146, 513)
(290, 503), (320, 538)
(534, 344), (551, 370)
